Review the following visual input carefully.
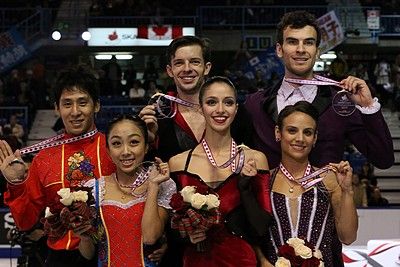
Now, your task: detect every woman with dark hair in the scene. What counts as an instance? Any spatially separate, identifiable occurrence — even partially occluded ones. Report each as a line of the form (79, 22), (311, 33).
(169, 76), (272, 267)
(77, 114), (176, 266)
(266, 101), (358, 266)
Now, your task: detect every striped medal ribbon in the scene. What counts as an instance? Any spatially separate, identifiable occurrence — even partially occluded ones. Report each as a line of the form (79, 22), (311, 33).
(114, 161), (156, 197)
(149, 93), (199, 119)
(284, 75), (344, 89)
(280, 163), (331, 190)
(284, 75), (356, 116)
(19, 129), (99, 155)
(202, 138), (245, 174)
(296, 165), (331, 189)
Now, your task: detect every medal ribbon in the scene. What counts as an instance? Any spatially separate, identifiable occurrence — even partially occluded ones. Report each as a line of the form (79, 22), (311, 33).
(280, 163), (331, 189)
(202, 139), (245, 174)
(150, 93), (199, 118)
(284, 75), (345, 89)
(114, 162), (155, 196)
(19, 129), (98, 155)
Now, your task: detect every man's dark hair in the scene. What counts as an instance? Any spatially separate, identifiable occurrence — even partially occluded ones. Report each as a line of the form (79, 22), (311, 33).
(276, 10), (321, 47)
(53, 65), (99, 107)
(165, 36), (211, 64)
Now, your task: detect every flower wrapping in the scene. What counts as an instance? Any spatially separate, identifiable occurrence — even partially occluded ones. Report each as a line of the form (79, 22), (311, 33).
(41, 187), (97, 242)
(275, 237), (324, 267)
(170, 186), (221, 239)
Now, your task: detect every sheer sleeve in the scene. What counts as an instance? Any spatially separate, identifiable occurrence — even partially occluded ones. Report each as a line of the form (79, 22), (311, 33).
(237, 170), (272, 241)
(157, 178), (176, 209)
(251, 170), (272, 213)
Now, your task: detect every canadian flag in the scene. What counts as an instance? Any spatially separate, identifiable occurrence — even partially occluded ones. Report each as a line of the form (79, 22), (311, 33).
(137, 25), (183, 40)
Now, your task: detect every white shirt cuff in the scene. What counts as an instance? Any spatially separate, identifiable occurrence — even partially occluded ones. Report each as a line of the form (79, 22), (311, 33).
(355, 97), (381, 114)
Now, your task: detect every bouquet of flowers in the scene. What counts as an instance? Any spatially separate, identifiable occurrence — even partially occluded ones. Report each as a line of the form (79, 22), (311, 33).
(170, 185), (221, 251)
(42, 187), (96, 241)
(275, 237), (324, 267)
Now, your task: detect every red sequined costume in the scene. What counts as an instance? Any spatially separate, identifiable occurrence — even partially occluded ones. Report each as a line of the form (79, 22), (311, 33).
(172, 150), (272, 267)
(87, 177), (176, 267)
(4, 131), (115, 251)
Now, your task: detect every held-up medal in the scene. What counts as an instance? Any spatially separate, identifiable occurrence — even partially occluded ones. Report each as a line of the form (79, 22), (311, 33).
(331, 89), (356, 116)
(284, 75), (356, 116)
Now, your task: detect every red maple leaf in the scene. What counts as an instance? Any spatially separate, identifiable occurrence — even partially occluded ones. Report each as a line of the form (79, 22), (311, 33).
(152, 26), (168, 36)
(108, 31), (118, 40)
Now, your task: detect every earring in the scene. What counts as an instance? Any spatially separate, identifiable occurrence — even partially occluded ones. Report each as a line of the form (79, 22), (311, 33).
(275, 138), (280, 142)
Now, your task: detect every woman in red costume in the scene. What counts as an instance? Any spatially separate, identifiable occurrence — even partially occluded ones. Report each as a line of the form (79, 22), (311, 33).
(77, 114), (176, 266)
(168, 76), (272, 267)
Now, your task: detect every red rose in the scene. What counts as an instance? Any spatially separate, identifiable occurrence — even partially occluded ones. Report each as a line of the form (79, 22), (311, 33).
(301, 257), (321, 267)
(278, 244), (295, 259)
(195, 185), (209, 195)
(170, 193), (185, 211)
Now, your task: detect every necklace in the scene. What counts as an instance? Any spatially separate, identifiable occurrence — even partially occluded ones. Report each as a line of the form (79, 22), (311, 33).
(113, 170), (149, 198)
(279, 163), (312, 193)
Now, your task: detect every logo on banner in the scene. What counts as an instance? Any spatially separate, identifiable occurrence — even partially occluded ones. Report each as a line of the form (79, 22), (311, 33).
(105, 29), (136, 45)
(316, 11), (344, 54)
(138, 25), (183, 40)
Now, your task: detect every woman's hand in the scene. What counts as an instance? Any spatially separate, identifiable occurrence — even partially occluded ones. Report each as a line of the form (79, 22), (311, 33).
(329, 161), (353, 193)
(240, 159), (257, 177)
(147, 243), (167, 264)
(148, 157), (170, 187)
(188, 229), (206, 244)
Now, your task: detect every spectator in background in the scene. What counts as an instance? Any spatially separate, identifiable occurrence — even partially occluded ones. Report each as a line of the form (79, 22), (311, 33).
(368, 177), (389, 206)
(143, 61), (159, 85)
(0, 125), (21, 152)
(102, 56), (122, 95)
(374, 58), (392, 106)
(4, 114), (24, 146)
(361, 161), (375, 181)
(146, 80), (163, 99)
(393, 54), (400, 112)
(129, 80), (146, 105)
(232, 39), (252, 70)
(352, 172), (368, 207)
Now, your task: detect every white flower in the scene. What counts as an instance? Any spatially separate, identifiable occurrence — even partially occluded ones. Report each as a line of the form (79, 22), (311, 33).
(205, 194), (220, 210)
(72, 190), (88, 202)
(190, 193), (207, 209)
(275, 257), (291, 267)
(57, 188), (74, 206)
(287, 237), (305, 247)
(44, 207), (53, 218)
(294, 244), (312, 259)
(180, 186), (196, 203)
(313, 249), (323, 260)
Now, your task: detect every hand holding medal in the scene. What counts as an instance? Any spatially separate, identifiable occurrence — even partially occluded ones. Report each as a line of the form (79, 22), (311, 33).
(285, 75), (356, 116)
(148, 93), (199, 119)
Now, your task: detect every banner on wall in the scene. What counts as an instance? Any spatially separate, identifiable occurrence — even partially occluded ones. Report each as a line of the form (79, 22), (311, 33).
(88, 27), (195, 46)
(316, 11), (344, 54)
(242, 47), (284, 82)
(0, 28), (31, 73)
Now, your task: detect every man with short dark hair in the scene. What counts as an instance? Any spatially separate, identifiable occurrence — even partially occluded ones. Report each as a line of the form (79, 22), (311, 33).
(245, 10), (394, 170)
(0, 65), (115, 267)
